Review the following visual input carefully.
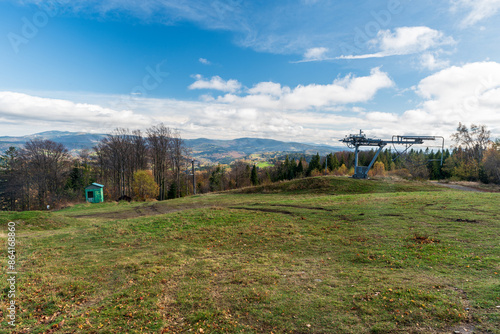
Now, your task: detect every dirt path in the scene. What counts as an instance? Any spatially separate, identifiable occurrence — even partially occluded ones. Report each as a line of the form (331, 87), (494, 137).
(69, 203), (206, 220)
(435, 183), (486, 192)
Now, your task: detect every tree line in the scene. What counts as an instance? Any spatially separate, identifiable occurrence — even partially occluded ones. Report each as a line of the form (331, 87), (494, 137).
(197, 123), (499, 191)
(1, 123), (498, 211)
(0, 124), (188, 211)
(94, 125), (186, 201)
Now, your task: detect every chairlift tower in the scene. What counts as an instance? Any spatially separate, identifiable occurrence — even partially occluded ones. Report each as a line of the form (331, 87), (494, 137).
(183, 159), (197, 195)
(340, 130), (444, 179)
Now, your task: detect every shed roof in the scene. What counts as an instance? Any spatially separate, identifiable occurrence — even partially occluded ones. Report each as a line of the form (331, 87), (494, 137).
(85, 183), (104, 189)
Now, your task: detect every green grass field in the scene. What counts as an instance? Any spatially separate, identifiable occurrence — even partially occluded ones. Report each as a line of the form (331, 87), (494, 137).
(1, 176), (499, 333)
(255, 161), (273, 168)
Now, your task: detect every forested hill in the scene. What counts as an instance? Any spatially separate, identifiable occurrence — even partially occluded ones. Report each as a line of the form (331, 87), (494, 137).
(0, 131), (106, 151)
(0, 131), (343, 164)
(187, 137), (342, 164)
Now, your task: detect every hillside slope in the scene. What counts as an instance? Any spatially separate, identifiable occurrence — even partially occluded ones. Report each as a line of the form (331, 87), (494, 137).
(0, 131), (343, 164)
(1, 177), (499, 333)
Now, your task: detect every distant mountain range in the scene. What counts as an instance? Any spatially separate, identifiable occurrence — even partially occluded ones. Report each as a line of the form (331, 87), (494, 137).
(0, 131), (344, 164)
(0, 131), (106, 151)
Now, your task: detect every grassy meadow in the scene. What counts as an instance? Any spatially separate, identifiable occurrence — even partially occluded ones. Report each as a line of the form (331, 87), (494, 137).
(1, 176), (499, 333)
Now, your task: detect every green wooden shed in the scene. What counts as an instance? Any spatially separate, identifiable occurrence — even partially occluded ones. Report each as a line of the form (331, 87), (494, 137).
(85, 183), (104, 203)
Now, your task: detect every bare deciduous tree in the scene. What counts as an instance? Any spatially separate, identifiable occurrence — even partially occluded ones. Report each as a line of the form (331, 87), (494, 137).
(132, 130), (148, 171)
(229, 161), (251, 189)
(94, 128), (149, 198)
(482, 141), (500, 184)
(451, 123), (491, 162)
(18, 139), (71, 209)
(147, 124), (172, 200)
(170, 130), (186, 198)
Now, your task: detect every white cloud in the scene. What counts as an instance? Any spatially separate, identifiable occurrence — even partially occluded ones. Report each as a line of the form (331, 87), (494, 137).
(332, 62), (500, 140)
(4, 64), (499, 145)
(365, 111), (399, 123)
(339, 27), (455, 60)
(0, 68), (394, 142)
(189, 69), (393, 113)
(189, 75), (242, 93)
(237, 62), (500, 142)
(247, 82), (285, 97)
(279, 68), (394, 109)
(452, 0), (500, 27)
(0, 91), (151, 132)
(214, 67), (394, 111)
(401, 61), (500, 135)
(305, 47), (329, 60)
(377, 27), (453, 54)
(293, 47), (331, 63)
(416, 62), (500, 100)
(420, 53), (450, 70)
(199, 58), (211, 65)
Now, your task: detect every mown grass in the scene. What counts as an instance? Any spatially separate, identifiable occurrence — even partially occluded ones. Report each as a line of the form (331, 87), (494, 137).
(255, 162), (273, 168)
(0, 176), (499, 333)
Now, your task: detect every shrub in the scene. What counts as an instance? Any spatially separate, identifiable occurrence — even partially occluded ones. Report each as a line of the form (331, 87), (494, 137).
(368, 161), (386, 177)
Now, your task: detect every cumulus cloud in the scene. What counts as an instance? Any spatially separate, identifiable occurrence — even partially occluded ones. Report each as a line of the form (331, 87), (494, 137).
(339, 26), (455, 59)
(189, 75), (242, 93)
(219, 68), (394, 111)
(400, 61), (500, 136)
(452, 0), (500, 27)
(331, 62), (500, 140)
(187, 106), (303, 137)
(342, 62), (500, 140)
(279, 68), (394, 109)
(189, 69), (393, 112)
(181, 68), (395, 141)
(4, 63), (499, 144)
(365, 111), (399, 123)
(416, 62), (500, 100)
(257, 62), (500, 142)
(0, 91), (151, 132)
(0, 68), (395, 142)
(247, 82), (284, 97)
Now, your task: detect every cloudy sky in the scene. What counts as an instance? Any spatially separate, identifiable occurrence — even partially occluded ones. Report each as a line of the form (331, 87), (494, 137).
(1, 0), (500, 145)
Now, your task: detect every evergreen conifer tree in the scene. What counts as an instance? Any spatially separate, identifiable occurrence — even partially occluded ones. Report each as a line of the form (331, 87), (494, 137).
(295, 157), (304, 176)
(307, 153), (321, 176)
(251, 165), (259, 185)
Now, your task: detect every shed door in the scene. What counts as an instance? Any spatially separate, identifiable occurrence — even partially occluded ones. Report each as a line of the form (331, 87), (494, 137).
(95, 191), (102, 202)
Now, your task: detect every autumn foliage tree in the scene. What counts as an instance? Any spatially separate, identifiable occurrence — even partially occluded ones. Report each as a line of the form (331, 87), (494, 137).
(482, 140), (500, 184)
(444, 123), (492, 181)
(95, 128), (147, 198)
(368, 161), (386, 177)
(94, 124), (186, 201)
(132, 170), (159, 201)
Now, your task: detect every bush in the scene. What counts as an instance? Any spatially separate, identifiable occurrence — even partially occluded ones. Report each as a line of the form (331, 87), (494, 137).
(335, 164), (348, 176)
(389, 168), (412, 179)
(368, 161), (386, 177)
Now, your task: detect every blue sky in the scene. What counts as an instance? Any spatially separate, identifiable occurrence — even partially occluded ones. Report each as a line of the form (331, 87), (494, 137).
(0, 0), (499, 145)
